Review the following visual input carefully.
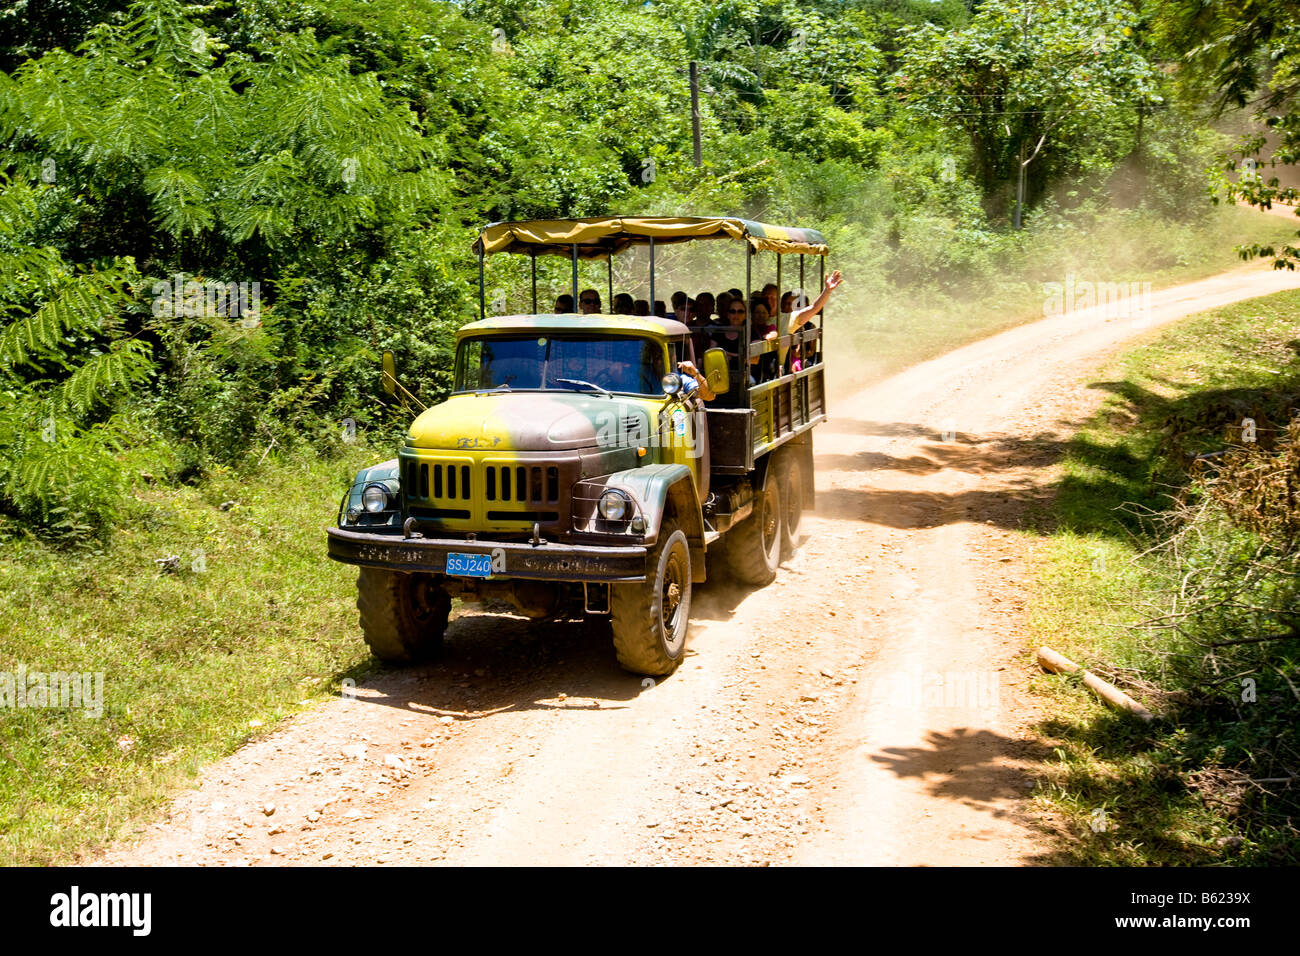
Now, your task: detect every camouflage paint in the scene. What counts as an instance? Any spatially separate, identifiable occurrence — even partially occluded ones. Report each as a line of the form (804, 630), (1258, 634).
(389, 315), (705, 539)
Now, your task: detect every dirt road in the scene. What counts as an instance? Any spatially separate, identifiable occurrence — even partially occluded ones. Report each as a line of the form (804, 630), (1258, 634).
(99, 259), (1300, 867)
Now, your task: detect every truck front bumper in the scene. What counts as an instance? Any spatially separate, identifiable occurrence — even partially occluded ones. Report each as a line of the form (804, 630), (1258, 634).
(326, 527), (648, 583)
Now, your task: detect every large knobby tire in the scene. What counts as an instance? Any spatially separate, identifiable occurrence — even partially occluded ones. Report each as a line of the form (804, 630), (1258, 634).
(777, 454), (804, 560)
(610, 519), (692, 676)
(356, 566), (451, 663)
(726, 476), (782, 586)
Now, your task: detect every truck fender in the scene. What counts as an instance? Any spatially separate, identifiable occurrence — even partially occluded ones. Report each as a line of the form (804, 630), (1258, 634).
(767, 432), (814, 510)
(339, 458), (400, 523)
(599, 464), (706, 583)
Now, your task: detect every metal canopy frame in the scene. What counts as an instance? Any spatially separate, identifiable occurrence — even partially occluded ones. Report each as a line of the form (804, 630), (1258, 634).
(474, 216), (829, 260)
(473, 217), (831, 410)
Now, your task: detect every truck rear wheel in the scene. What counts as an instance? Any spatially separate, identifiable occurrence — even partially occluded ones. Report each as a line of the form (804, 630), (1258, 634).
(726, 477), (782, 585)
(356, 566), (451, 663)
(610, 520), (691, 676)
(777, 454), (804, 559)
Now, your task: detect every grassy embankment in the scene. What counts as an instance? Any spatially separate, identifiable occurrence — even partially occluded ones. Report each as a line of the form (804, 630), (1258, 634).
(1026, 288), (1300, 865)
(0, 448), (377, 864)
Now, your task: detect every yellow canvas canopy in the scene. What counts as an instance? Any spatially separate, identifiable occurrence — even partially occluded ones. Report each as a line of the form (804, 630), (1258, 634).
(473, 216), (829, 259)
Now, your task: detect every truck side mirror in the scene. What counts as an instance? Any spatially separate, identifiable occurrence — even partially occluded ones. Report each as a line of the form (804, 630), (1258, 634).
(703, 348), (730, 395)
(381, 351), (398, 397)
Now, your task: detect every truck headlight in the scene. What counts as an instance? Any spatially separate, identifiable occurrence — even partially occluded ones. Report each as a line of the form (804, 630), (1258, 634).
(362, 483), (390, 513)
(598, 490), (629, 521)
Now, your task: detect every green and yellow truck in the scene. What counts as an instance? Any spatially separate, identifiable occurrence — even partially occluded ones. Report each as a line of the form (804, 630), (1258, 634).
(327, 217), (830, 676)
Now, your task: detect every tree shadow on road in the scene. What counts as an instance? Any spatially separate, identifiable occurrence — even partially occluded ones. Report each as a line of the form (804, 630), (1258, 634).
(871, 727), (1052, 808)
(813, 367), (1300, 539)
(811, 421), (1082, 533)
(868, 727), (1063, 863)
(819, 418), (939, 439)
(814, 486), (1056, 532)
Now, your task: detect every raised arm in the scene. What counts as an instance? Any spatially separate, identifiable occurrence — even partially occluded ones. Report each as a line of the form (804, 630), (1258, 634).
(787, 269), (842, 334)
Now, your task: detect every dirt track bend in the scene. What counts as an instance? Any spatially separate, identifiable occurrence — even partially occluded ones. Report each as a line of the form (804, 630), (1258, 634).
(99, 258), (1300, 867)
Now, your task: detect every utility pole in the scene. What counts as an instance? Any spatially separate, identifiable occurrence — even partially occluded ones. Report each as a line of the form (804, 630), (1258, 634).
(1015, 7), (1030, 231)
(1014, 142), (1026, 230)
(689, 60), (702, 167)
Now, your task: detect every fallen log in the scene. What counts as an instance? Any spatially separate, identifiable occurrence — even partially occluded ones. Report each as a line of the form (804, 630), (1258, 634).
(1037, 646), (1154, 722)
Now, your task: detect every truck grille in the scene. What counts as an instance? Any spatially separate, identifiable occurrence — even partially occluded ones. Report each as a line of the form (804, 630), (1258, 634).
(483, 464), (559, 504)
(402, 454), (571, 531)
(406, 461), (474, 501)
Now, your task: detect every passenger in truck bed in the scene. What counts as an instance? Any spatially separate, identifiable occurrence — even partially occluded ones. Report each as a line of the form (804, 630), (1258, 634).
(750, 297), (779, 383)
(784, 270), (842, 372)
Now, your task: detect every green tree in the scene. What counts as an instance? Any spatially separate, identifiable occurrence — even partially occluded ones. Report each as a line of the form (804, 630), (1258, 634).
(0, 0), (457, 478)
(897, 0), (1158, 224)
(1149, 0), (1300, 266)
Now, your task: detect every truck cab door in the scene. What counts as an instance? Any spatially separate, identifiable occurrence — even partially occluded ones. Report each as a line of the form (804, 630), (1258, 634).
(663, 339), (709, 502)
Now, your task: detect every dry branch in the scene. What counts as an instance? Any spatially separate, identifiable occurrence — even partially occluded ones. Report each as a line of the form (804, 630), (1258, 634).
(1037, 646), (1155, 722)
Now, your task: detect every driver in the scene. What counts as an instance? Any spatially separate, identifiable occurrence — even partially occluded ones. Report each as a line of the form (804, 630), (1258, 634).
(552, 351), (618, 390)
(602, 360), (633, 391)
(677, 360), (715, 403)
(548, 352), (586, 387)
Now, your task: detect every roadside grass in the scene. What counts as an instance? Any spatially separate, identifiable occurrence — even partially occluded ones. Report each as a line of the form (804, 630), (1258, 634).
(1026, 288), (1300, 865)
(828, 204), (1300, 394)
(0, 446), (381, 865)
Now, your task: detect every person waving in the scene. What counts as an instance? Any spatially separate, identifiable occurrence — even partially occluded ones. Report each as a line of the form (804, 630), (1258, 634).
(783, 270), (842, 371)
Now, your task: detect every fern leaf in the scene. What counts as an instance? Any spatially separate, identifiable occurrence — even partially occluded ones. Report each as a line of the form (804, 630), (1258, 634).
(0, 266), (136, 370)
(57, 339), (155, 414)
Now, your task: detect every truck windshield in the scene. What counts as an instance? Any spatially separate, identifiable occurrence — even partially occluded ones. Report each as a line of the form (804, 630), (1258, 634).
(455, 335), (666, 396)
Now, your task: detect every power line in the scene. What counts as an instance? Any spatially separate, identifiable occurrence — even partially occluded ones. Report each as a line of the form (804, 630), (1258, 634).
(904, 103), (1170, 117)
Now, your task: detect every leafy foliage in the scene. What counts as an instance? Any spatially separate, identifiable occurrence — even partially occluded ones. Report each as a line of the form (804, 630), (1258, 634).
(1149, 0), (1300, 266)
(0, 174), (149, 535)
(0, 0), (1257, 543)
(897, 0), (1158, 220)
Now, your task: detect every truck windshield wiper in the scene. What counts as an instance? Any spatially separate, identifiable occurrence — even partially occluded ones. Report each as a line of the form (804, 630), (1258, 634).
(474, 383), (512, 394)
(555, 378), (612, 398)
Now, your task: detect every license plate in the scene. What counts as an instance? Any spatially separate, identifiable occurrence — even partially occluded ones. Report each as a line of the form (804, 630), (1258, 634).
(446, 552), (493, 578)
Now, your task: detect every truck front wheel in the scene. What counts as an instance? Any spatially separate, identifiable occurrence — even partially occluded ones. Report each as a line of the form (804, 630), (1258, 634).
(356, 566), (451, 663)
(610, 520), (691, 676)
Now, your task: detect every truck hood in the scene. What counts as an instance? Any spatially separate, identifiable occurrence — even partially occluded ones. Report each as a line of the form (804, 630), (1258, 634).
(406, 392), (658, 453)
